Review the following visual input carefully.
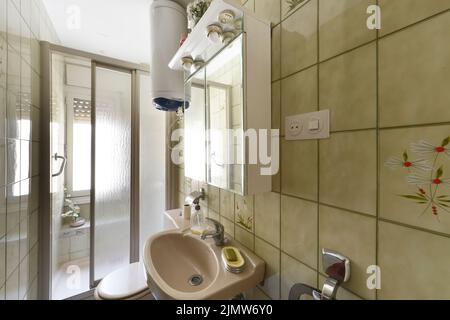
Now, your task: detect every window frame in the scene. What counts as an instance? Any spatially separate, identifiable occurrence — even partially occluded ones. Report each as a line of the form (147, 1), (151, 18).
(65, 92), (92, 200)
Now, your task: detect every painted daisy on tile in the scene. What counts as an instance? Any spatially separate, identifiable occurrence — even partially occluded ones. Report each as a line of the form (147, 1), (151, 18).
(410, 137), (450, 158)
(407, 171), (450, 187)
(386, 136), (450, 217)
(385, 151), (432, 171)
(286, 0), (306, 14)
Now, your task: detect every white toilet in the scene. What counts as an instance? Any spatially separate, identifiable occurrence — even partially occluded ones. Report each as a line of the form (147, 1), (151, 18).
(94, 262), (153, 300)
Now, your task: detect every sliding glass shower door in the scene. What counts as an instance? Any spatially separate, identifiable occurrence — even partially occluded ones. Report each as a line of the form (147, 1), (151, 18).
(91, 65), (132, 285)
(43, 43), (143, 300)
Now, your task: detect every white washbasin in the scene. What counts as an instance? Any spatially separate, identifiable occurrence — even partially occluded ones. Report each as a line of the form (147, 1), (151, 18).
(143, 229), (265, 300)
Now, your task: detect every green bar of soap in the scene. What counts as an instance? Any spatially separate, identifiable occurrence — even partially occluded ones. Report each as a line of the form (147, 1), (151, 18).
(224, 248), (238, 262)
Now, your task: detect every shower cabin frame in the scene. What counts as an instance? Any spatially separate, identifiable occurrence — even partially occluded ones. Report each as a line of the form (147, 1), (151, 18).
(39, 42), (149, 300)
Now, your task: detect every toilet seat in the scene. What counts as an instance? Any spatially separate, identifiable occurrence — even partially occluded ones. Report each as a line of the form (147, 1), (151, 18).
(95, 262), (152, 300)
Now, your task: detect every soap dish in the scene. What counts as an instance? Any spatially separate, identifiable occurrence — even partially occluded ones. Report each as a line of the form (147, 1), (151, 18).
(221, 246), (246, 274)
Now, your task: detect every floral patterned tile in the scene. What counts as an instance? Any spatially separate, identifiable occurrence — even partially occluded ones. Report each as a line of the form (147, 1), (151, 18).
(282, 0), (308, 18)
(380, 125), (450, 235)
(235, 194), (254, 231)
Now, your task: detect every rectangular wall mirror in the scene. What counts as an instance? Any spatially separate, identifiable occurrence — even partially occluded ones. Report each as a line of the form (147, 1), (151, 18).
(206, 35), (244, 194)
(184, 68), (206, 182)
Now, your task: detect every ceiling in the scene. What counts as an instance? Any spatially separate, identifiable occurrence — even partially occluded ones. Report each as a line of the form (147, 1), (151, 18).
(43, 0), (190, 65)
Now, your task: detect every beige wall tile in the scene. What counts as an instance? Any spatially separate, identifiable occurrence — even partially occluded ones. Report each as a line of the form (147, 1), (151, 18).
(30, 39), (40, 75)
(242, 0), (254, 12)
(207, 185), (220, 212)
(0, 141), (4, 187)
(0, 236), (5, 289)
(28, 243), (38, 280)
(319, 0), (376, 61)
(6, 223), (19, 279)
(320, 130), (377, 215)
(219, 189), (235, 221)
(235, 194), (254, 231)
(380, 125), (450, 235)
(271, 81), (281, 191)
(29, 176), (38, 212)
(31, 70), (39, 108)
(31, 141), (39, 176)
(207, 208), (220, 221)
(7, 0), (20, 53)
(281, 195), (317, 268)
(177, 192), (184, 208)
(280, 253), (317, 300)
(272, 170), (280, 193)
(6, 182), (19, 232)
(271, 25), (281, 81)
(0, 187), (4, 238)
(379, 0), (450, 35)
(28, 210), (38, 249)
(272, 81), (280, 131)
(281, 0), (317, 76)
(30, 108), (40, 143)
(235, 225), (254, 251)
(244, 286), (271, 300)
(0, 0), (5, 39)
(7, 46), (20, 140)
(18, 256), (28, 299)
(319, 43), (377, 131)
(281, 66), (317, 133)
(255, 238), (280, 299)
(0, 37), (6, 89)
(379, 12), (450, 127)
(220, 216), (235, 239)
(281, 139), (318, 201)
(379, 221), (450, 299)
(255, 192), (280, 247)
(21, 19), (31, 66)
(255, 0), (281, 25)
(319, 205), (376, 299)
(6, 140), (20, 185)
(5, 266), (18, 299)
(177, 167), (184, 193)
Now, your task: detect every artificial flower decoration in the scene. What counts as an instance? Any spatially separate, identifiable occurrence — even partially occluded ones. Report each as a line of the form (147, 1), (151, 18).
(385, 136), (450, 217)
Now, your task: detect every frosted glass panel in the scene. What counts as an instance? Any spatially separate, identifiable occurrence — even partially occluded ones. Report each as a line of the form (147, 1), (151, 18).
(94, 67), (131, 281)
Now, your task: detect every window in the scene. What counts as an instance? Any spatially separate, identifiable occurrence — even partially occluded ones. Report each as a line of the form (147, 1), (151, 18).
(67, 97), (91, 196)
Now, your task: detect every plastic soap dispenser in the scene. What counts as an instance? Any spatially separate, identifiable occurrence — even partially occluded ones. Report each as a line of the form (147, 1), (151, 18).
(190, 204), (206, 235)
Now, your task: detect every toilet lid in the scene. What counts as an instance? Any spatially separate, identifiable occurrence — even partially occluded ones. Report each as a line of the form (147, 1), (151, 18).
(97, 262), (149, 300)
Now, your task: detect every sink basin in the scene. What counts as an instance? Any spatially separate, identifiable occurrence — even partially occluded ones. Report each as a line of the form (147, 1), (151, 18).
(144, 230), (265, 300)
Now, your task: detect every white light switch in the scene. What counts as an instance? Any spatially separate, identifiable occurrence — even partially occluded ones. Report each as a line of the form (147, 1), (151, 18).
(309, 119), (320, 131)
(285, 110), (330, 141)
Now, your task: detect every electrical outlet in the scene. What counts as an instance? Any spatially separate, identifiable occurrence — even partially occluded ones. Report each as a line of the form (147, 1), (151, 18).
(288, 119), (302, 137)
(285, 110), (330, 141)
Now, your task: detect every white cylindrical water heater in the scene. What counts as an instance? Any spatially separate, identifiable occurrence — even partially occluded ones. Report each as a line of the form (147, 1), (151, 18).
(149, 0), (186, 111)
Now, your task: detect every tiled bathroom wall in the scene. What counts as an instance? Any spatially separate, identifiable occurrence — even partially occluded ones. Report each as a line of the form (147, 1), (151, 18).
(176, 0), (450, 300)
(0, 0), (59, 300)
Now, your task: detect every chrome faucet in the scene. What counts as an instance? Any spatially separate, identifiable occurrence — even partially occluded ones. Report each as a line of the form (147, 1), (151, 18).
(201, 218), (225, 246)
(185, 188), (206, 206)
(288, 249), (351, 300)
(319, 249), (351, 300)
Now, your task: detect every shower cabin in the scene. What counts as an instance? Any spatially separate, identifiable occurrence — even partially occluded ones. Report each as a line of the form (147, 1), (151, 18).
(39, 42), (166, 300)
